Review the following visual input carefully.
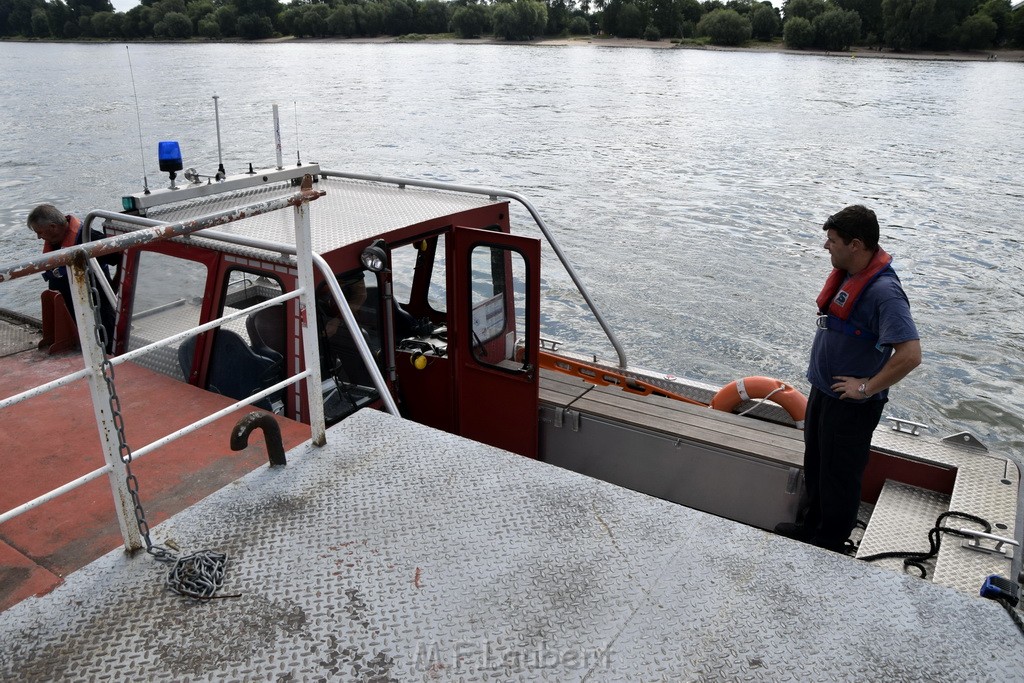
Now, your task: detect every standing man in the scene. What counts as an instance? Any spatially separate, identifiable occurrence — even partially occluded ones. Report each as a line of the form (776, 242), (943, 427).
(777, 205), (921, 553)
(27, 204), (118, 352)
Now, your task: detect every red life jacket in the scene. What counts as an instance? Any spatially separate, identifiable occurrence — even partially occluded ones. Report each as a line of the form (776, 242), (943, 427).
(42, 215), (81, 254)
(816, 247), (892, 320)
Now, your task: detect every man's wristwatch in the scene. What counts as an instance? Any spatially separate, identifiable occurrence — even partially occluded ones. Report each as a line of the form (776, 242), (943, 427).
(858, 382), (869, 398)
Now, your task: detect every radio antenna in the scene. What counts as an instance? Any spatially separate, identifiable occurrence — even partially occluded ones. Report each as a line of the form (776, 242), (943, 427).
(213, 94), (226, 180)
(294, 101), (301, 166)
(126, 45), (150, 195)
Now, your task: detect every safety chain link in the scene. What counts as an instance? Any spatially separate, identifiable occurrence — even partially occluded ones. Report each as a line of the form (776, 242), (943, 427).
(87, 271), (234, 599)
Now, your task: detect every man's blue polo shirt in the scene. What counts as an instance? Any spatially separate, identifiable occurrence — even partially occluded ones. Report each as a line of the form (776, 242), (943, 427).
(806, 270), (919, 401)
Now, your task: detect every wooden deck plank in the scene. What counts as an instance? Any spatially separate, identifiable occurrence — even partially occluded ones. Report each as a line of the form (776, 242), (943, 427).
(539, 370), (804, 467)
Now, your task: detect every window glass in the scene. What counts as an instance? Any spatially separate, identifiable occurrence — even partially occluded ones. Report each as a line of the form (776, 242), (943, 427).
(128, 252), (208, 380)
(390, 235), (447, 315)
(469, 244), (528, 370)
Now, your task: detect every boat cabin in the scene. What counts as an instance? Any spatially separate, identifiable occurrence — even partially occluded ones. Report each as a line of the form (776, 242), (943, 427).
(108, 166), (541, 458)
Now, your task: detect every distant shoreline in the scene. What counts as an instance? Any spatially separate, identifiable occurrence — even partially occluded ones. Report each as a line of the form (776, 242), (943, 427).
(314, 35), (1024, 62)
(5, 35), (1023, 62)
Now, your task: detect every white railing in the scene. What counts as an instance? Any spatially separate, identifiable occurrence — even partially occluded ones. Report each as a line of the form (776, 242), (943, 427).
(0, 176), (329, 553)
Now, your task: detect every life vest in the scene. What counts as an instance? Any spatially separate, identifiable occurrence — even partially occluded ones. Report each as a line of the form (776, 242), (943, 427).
(42, 215), (81, 254)
(815, 247), (892, 343)
(41, 216), (82, 283)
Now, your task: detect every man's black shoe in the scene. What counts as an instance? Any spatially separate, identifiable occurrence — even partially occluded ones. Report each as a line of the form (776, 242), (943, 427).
(774, 522), (813, 541)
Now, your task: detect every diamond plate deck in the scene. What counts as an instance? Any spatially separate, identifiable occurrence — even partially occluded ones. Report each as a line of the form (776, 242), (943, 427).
(0, 313), (41, 357)
(1, 409), (1021, 681)
(871, 426), (1020, 593)
(857, 480), (950, 575)
(107, 175), (501, 262)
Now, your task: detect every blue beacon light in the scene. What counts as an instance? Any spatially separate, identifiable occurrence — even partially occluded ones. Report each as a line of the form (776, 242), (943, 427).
(158, 141), (183, 189)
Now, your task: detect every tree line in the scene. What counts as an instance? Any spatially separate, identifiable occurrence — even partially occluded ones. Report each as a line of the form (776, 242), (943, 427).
(2, 0), (1022, 51)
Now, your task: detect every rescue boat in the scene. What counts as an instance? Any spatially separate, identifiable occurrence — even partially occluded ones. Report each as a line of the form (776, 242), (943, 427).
(1, 114), (1021, 678)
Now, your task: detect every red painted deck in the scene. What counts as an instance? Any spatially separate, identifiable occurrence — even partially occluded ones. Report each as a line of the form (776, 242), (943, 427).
(0, 348), (312, 612)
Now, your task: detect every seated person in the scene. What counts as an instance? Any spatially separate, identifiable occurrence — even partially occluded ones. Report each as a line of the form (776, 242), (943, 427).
(318, 272), (376, 387)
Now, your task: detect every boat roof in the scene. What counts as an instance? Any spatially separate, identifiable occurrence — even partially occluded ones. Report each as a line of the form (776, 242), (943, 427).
(107, 172), (503, 260)
(2, 407), (1021, 680)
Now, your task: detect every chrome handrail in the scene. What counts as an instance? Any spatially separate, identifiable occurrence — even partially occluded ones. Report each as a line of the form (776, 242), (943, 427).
(0, 180), (329, 553)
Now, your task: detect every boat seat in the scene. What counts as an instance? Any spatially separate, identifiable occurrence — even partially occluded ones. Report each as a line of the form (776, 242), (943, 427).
(246, 304), (286, 360)
(178, 330), (282, 409)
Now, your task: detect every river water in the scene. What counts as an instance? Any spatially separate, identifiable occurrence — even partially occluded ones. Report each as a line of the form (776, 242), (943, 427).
(1, 42), (1022, 453)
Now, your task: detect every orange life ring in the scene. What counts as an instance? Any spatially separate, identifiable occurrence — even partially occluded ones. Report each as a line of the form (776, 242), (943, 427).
(710, 376), (807, 428)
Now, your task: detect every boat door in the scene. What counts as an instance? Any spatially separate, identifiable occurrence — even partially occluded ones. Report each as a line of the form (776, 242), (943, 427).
(450, 227), (541, 458)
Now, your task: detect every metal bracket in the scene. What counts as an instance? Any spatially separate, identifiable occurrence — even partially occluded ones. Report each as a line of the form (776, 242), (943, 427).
(959, 528), (1019, 558)
(941, 431), (989, 452)
(786, 467), (804, 495)
(885, 416), (929, 436)
(554, 408), (580, 432)
(540, 336), (563, 351)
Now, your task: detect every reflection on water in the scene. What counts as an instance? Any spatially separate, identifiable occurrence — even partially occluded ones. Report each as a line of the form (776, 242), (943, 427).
(0, 42), (1022, 452)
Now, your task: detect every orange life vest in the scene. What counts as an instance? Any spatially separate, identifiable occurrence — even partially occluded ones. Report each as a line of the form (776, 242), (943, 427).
(815, 247), (892, 320)
(42, 215), (81, 254)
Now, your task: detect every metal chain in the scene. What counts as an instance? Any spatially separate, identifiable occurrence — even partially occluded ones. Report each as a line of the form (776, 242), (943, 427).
(87, 272), (237, 599)
(86, 272), (174, 563)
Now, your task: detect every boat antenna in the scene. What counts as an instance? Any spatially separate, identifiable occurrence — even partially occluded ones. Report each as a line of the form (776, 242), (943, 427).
(125, 45), (150, 195)
(213, 94), (225, 180)
(294, 101), (301, 166)
(272, 103), (283, 170)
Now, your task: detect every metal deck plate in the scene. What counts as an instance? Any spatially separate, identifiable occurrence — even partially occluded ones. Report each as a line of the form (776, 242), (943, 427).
(2, 409), (1022, 681)
(0, 314), (40, 357)
(857, 481), (950, 575)
(108, 176), (500, 260)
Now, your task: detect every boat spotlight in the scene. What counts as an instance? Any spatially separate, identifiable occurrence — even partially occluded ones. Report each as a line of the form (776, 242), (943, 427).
(360, 240), (389, 273)
(158, 141), (183, 190)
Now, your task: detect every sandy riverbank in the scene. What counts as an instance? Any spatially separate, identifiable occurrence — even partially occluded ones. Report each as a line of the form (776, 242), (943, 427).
(289, 34), (1024, 62)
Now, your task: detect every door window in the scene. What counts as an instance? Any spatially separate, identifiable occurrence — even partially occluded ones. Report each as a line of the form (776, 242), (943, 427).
(468, 244), (529, 371)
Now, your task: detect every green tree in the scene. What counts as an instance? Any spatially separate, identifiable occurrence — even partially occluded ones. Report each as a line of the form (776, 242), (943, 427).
(835, 0), (882, 39)
(185, 0), (215, 27)
(546, 0), (571, 34)
(783, 14), (814, 45)
(617, 1), (643, 36)
(958, 11), (996, 48)
(383, 0), (415, 35)
(749, 2), (780, 40)
(155, 9), (192, 36)
(978, 0), (1011, 43)
(2, 0), (42, 35)
(327, 3), (355, 34)
(696, 7), (751, 44)
(236, 11), (274, 37)
(881, 0), (934, 49)
(415, 0), (450, 33)
(813, 7), (860, 48)
(927, 0), (974, 49)
(197, 14), (220, 36)
(451, 2), (490, 37)
(354, 2), (386, 35)
(214, 4), (237, 36)
(492, 0), (546, 39)
(567, 13), (589, 33)
(299, 2), (329, 36)
(783, 0), (826, 22)
(44, 1), (73, 37)
(30, 6), (50, 35)
(1011, 5), (1024, 47)
(90, 9), (123, 35)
